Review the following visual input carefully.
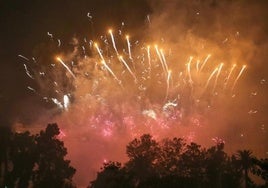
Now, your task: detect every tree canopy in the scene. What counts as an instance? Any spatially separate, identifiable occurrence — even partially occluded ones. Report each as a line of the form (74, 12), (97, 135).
(0, 123), (76, 188)
(90, 134), (268, 188)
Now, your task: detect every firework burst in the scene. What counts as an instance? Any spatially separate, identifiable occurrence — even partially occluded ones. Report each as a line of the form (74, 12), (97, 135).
(19, 28), (248, 140)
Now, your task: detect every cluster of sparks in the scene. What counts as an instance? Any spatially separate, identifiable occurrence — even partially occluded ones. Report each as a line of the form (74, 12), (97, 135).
(19, 28), (248, 140)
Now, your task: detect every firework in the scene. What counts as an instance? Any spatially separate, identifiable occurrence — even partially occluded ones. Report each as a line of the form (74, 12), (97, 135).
(231, 65), (247, 92)
(56, 57), (76, 79)
(165, 70), (172, 101)
(224, 64), (236, 89)
(200, 54), (211, 72)
(108, 29), (119, 55)
(213, 63), (224, 93)
(63, 94), (70, 110)
(119, 55), (137, 82)
(154, 45), (167, 75)
(94, 43), (121, 83)
(147, 45), (151, 71)
(22, 27), (249, 139)
(126, 35), (132, 60)
(205, 67), (218, 90)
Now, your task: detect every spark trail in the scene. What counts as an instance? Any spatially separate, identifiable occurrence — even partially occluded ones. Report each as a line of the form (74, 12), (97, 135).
(224, 64), (236, 89)
(126, 35), (132, 60)
(56, 57), (76, 79)
(109, 29), (119, 55)
(119, 55), (137, 82)
(231, 65), (247, 92)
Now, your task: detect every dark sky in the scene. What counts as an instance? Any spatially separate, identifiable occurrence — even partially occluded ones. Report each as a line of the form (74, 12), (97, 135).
(0, 0), (151, 124)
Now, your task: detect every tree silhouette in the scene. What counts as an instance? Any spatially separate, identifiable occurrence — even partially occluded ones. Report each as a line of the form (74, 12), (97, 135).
(252, 158), (268, 186)
(9, 131), (36, 187)
(205, 143), (228, 188)
(236, 150), (255, 188)
(90, 134), (268, 188)
(33, 123), (76, 188)
(0, 125), (12, 187)
(90, 161), (131, 188)
(0, 123), (76, 188)
(125, 134), (160, 186)
(157, 138), (186, 176)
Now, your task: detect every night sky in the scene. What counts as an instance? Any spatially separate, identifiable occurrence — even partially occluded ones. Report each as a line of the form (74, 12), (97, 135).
(1, 0), (268, 187)
(0, 0), (151, 124)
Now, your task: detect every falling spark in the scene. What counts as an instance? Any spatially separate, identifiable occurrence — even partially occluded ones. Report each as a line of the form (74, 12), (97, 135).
(147, 45), (151, 71)
(251, 92), (257, 96)
(56, 57), (76, 79)
(155, 45), (166, 74)
(126, 35), (132, 59)
(63, 94), (70, 110)
(96, 45), (118, 81)
(23, 64), (34, 79)
(260, 79), (266, 85)
(146, 14), (151, 24)
(205, 67), (219, 90)
(248, 110), (258, 114)
(200, 54), (211, 72)
(213, 63), (224, 93)
(231, 65), (246, 92)
(47, 32), (53, 38)
(196, 59), (200, 72)
(51, 98), (63, 109)
(57, 39), (61, 47)
(27, 86), (36, 92)
(160, 49), (169, 73)
(94, 43), (105, 62)
(224, 64), (236, 89)
(165, 70), (172, 101)
(187, 56), (193, 84)
(119, 55), (137, 82)
(18, 55), (29, 61)
(101, 60), (121, 84)
(108, 29), (119, 55)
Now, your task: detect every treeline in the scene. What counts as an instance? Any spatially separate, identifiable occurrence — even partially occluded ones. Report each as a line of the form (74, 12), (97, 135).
(90, 134), (268, 188)
(0, 123), (75, 188)
(1, 124), (267, 188)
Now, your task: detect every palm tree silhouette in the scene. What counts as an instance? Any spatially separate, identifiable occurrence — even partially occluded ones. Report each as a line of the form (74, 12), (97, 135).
(236, 150), (254, 188)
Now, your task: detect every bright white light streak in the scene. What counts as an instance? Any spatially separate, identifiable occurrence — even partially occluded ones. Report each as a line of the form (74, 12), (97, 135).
(224, 64), (236, 89)
(213, 63), (224, 93)
(56, 57), (76, 79)
(108, 29), (119, 55)
(187, 56), (193, 84)
(52, 98), (63, 109)
(160, 49), (169, 72)
(155, 45), (166, 74)
(119, 55), (137, 82)
(101, 61), (121, 84)
(196, 59), (200, 72)
(126, 35), (132, 59)
(200, 54), (211, 72)
(165, 70), (172, 101)
(18, 55), (29, 61)
(205, 67), (218, 90)
(23, 64), (34, 79)
(231, 65), (246, 92)
(63, 94), (70, 110)
(147, 45), (151, 71)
